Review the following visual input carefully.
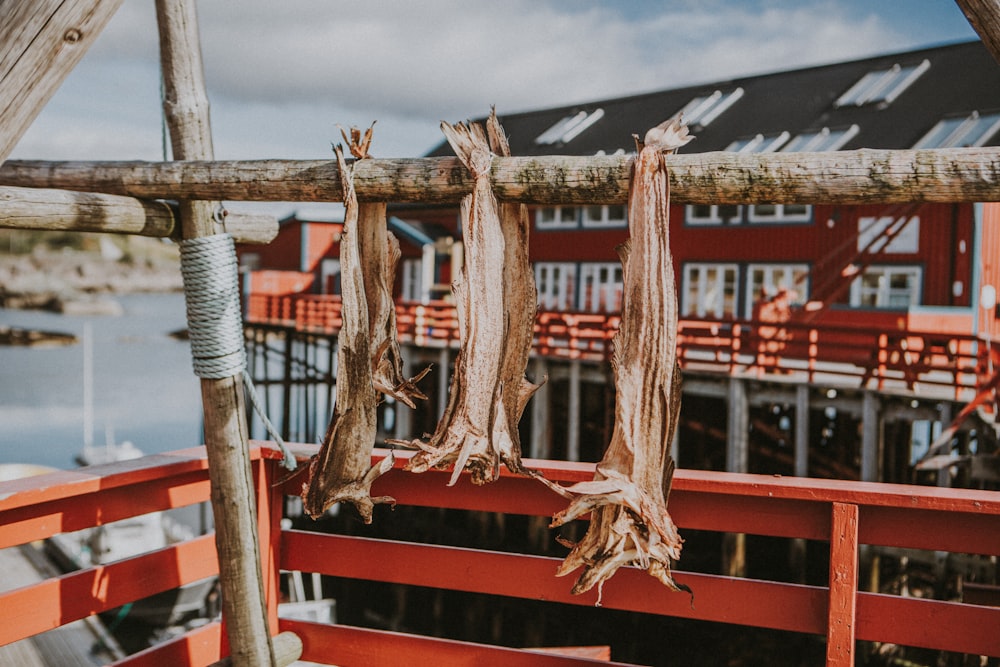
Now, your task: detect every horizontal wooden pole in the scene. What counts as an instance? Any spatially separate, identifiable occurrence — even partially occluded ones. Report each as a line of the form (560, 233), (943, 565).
(2, 147), (1000, 204)
(0, 185), (277, 243)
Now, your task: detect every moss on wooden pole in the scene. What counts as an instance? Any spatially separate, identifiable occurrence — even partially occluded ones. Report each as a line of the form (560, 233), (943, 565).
(2, 147), (1000, 205)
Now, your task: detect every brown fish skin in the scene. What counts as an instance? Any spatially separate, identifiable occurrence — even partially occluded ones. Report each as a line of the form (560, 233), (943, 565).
(345, 125), (431, 408)
(486, 109), (545, 477)
(392, 120), (508, 485)
(302, 143), (393, 522)
(550, 117), (692, 602)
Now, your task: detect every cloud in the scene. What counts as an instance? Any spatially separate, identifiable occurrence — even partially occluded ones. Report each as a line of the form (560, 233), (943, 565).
(8, 1), (970, 164)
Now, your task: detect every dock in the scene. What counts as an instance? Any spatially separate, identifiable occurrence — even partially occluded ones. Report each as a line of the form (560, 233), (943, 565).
(0, 543), (123, 666)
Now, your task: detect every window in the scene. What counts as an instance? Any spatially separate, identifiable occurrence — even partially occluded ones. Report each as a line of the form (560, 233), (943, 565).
(578, 263), (623, 312)
(401, 258), (422, 301)
(834, 60), (930, 107)
(685, 204), (743, 225)
(913, 110), (1000, 148)
(746, 264), (809, 318)
(535, 108), (605, 145)
(782, 125), (860, 152)
(535, 263), (577, 311)
(581, 204), (627, 228)
(676, 88), (744, 127)
(683, 263), (738, 318)
(858, 216), (920, 254)
(725, 132), (790, 153)
(850, 266), (922, 308)
(748, 204), (812, 223)
(536, 206), (578, 230)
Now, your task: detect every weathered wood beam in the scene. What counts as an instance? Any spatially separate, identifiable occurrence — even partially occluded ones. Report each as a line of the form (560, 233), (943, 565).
(156, 1), (277, 665)
(0, 0), (123, 162)
(955, 0), (1000, 66)
(0, 185), (278, 243)
(2, 147), (1000, 205)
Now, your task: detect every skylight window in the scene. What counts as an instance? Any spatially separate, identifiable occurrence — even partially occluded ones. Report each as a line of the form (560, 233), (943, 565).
(725, 132), (790, 153)
(835, 59), (929, 107)
(781, 125), (859, 152)
(535, 108), (605, 145)
(913, 110), (1000, 148)
(677, 88), (744, 127)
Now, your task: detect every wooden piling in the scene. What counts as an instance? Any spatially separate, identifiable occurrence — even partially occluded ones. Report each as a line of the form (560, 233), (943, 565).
(155, 0), (287, 664)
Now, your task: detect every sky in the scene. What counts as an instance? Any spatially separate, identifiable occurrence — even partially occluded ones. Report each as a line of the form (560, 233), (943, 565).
(7, 1), (980, 217)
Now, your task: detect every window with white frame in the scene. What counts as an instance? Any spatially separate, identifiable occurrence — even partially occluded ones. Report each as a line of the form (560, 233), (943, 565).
(685, 204), (743, 225)
(401, 258), (422, 301)
(850, 265), (922, 308)
(834, 60), (930, 108)
(536, 206), (578, 230)
(682, 263), (739, 318)
(748, 204), (812, 223)
(578, 263), (623, 312)
(676, 88), (744, 127)
(781, 125), (860, 152)
(858, 216), (920, 254)
(535, 262), (577, 311)
(581, 204), (627, 228)
(913, 110), (1000, 148)
(745, 264), (809, 318)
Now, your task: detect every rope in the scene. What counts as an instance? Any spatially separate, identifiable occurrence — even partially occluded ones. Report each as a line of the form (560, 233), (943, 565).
(180, 233), (297, 470)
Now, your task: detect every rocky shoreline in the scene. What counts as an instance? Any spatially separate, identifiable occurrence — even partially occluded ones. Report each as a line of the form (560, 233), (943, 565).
(0, 247), (184, 312)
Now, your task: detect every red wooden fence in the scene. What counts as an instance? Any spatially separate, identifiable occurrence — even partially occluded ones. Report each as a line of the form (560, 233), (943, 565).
(1, 443), (998, 665)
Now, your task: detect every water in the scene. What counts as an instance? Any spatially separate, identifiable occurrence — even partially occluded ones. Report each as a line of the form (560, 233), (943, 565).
(0, 293), (204, 470)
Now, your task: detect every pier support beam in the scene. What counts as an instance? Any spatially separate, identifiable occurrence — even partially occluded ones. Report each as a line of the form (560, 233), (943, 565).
(530, 358), (552, 459)
(724, 377), (749, 577)
(566, 360), (581, 462)
(795, 384), (810, 478)
(861, 391), (882, 483)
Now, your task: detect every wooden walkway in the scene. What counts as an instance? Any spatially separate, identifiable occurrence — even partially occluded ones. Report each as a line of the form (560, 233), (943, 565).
(0, 544), (123, 666)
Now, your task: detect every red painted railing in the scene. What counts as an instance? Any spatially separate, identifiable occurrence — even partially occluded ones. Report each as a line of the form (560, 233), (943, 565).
(1, 443), (998, 665)
(245, 294), (987, 400)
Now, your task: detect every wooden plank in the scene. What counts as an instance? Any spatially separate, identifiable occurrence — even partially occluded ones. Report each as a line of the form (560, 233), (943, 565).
(826, 502), (859, 667)
(155, 1), (275, 664)
(0, 0), (124, 162)
(281, 619), (631, 667)
(955, 0), (1000, 66)
(3, 147), (1000, 205)
(0, 185), (277, 243)
(281, 530), (828, 635)
(856, 591), (1000, 657)
(110, 620), (223, 667)
(0, 534), (217, 646)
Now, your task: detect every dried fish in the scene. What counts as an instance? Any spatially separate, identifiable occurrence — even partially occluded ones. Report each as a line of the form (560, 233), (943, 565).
(393, 116), (535, 485)
(550, 118), (693, 602)
(343, 124), (431, 408)
(486, 109), (545, 477)
(301, 142), (393, 521)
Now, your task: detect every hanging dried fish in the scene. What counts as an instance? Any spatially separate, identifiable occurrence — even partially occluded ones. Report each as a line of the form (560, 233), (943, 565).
(343, 124), (431, 408)
(486, 109), (545, 476)
(549, 117), (693, 602)
(393, 117), (523, 485)
(301, 141), (393, 521)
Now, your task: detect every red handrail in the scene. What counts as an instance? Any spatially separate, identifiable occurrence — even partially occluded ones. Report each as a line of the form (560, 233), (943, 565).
(1, 443), (998, 665)
(244, 294), (988, 400)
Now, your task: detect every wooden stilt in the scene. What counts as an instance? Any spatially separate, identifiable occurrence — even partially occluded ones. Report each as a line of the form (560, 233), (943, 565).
(155, 1), (287, 664)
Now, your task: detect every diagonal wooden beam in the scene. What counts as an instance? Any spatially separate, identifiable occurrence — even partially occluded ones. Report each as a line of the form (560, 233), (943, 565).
(0, 0), (124, 163)
(955, 0), (1000, 66)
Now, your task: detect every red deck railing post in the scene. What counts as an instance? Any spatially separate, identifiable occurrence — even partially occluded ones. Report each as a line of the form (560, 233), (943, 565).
(826, 501), (860, 666)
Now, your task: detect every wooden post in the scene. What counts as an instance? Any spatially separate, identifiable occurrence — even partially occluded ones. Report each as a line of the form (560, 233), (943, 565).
(860, 391), (881, 483)
(826, 501), (859, 666)
(530, 357), (551, 459)
(0, 0), (123, 162)
(794, 384), (810, 478)
(724, 376), (749, 577)
(566, 360), (581, 461)
(155, 1), (275, 664)
(955, 0), (1000, 66)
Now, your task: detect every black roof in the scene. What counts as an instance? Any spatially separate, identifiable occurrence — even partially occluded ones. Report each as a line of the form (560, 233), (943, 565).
(425, 40), (1000, 157)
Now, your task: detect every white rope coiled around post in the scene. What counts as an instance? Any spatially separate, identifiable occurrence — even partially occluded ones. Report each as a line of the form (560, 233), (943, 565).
(179, 233), (297, 470)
